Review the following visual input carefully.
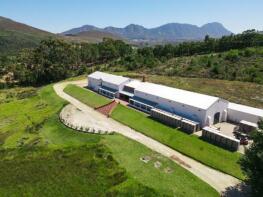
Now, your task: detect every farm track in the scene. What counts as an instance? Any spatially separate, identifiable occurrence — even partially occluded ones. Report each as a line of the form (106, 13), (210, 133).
(54, 79), (241, 194)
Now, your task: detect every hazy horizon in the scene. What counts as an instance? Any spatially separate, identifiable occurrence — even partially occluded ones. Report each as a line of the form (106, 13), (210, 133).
(1, 0), (262, 34)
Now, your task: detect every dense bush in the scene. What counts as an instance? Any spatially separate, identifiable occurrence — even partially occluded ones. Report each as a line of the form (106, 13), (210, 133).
(240, 121), (263, 197)
(11, 38), (132, 86)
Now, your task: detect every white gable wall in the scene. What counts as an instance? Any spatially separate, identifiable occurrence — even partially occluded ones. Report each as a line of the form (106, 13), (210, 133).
(88, 73), (131, 95)
(88, 77), (101, 91)
(205, 99), (229, 126)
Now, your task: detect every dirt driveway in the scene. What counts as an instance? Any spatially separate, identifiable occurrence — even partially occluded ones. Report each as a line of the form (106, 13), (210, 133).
(53, 80), (241, 194)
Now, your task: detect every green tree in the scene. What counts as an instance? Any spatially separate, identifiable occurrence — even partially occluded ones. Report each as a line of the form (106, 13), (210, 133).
(240, 120), (263, 197)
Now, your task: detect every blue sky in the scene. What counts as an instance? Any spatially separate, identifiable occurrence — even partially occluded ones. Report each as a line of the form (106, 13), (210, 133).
(1, 0), (262, 33)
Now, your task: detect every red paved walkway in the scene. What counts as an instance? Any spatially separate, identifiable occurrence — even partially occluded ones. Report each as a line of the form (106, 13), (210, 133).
(95, 100), (118, 117)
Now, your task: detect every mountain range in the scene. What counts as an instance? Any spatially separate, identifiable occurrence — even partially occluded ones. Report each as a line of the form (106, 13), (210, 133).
(62, 22), (232, 42)
(0, 16), (233, 55)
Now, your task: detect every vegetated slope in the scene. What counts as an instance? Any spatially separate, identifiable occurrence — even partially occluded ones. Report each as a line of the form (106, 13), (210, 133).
(0, 84), (218, 196)
(152, 47), (263, 84)
(62, 22), (232, 42)
(0, 16), (55, 55)
(110, 47), (263, 85)
(64, 30), (124, 43)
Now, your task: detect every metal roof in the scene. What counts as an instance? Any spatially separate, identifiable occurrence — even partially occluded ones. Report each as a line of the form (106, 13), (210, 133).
(228, 102), (263, 117)
(135, 82), (219, 110)
(88, 71), (130, 85)
(124, 80), (142, 89)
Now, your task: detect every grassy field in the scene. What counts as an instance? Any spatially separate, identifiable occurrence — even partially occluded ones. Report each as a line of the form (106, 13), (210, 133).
(0, 84), (218, 196)
(64, 84), (244, 180)
(111, 104), (244, 180)
(113, 72), (263, 109)
(64, 84), (111, 108)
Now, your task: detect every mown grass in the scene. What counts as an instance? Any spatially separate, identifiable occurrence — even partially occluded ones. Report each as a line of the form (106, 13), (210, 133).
(64, 84), (111, 108)
(111, 104), (244, 180)
(0, 84), (219, 196)
(64, 84), (243, 180)
(103, 134), (218, 197)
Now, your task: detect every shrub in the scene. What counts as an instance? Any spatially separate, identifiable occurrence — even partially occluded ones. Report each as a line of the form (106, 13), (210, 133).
(243, 48), (256, 57)
(225, 50), (239, 62)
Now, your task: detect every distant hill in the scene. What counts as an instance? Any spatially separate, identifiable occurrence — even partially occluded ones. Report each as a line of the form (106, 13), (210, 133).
(64, 30), (124, 43)
(62, 22), (232, 43)
(0, 16), (128, 55)
(0, 16), (56, 55)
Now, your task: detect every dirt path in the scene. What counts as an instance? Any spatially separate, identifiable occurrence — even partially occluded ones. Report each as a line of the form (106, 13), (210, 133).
(53, 80), (241, 194)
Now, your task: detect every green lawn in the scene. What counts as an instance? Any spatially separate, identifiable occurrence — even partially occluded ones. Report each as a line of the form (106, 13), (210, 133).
(63, 84), (243, 180)
(64, 84), (110, 108)
(0, 84), (219, 196)
(103, 134), (218, 197)
(111, 104), (244, 180)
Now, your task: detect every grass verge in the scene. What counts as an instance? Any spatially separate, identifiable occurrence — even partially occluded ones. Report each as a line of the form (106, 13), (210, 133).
(111, 104), (244, 180)
(64, 84), (111, 108)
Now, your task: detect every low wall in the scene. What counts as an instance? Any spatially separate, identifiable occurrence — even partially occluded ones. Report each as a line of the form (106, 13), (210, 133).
(202, 127), (239, 151)
(150, 108), (199, 134)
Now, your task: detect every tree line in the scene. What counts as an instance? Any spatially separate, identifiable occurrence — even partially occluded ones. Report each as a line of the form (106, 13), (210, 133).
(138, 29), (263, 60)
(1, 38), (132, 86)
(1, 30), (263, 86)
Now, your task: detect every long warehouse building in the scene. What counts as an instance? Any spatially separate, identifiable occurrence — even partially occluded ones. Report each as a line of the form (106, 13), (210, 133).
(88, 71), (263, 128)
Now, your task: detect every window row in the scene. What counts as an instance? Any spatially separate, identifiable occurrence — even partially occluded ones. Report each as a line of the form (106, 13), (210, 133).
(129, 100), (152, 113)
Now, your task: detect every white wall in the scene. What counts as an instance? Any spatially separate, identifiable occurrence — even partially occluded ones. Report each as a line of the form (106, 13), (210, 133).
(88, 77), (101, 91)
(205, 99), (229, 126)
(134, 89), (207, 126)
(227, 109), (261, 124)
(88, 77), (130, 98)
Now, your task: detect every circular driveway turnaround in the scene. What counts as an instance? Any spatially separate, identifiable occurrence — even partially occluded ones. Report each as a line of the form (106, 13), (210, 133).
(54, 80), (241, 193)
(60, 104), (114, 134)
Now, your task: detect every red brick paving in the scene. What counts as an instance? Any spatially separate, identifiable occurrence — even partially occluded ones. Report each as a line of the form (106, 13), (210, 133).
(95, 100), (118, 117)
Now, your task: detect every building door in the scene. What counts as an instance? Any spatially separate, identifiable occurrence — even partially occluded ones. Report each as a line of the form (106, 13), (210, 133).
(214, 112), (220, 124)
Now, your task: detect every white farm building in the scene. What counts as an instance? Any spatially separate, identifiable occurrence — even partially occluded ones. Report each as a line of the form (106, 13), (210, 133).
(88, 71), (263, 131)
(88, 71), (131, 98)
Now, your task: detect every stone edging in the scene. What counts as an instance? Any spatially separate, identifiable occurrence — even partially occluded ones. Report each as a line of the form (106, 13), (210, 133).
(59, 108), (114, 135)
